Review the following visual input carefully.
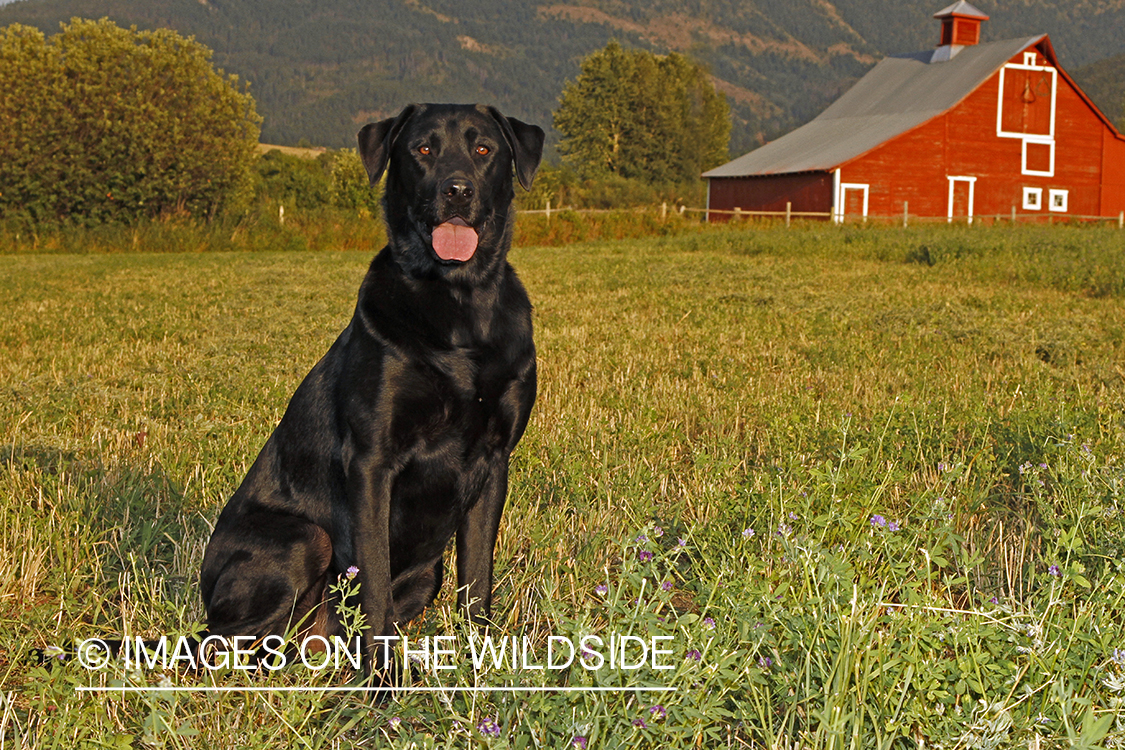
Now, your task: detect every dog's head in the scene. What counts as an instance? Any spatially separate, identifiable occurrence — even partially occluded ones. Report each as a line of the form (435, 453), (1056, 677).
(357, 104), (544, 282)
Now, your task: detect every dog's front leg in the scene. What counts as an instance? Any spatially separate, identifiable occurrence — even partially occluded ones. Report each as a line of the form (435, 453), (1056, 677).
(348, 454), (395, 677)
(456, 455), (509, 626)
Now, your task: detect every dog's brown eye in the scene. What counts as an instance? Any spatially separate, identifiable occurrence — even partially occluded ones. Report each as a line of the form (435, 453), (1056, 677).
(418, 145), (431, 155)
(475, 145), (490, 156)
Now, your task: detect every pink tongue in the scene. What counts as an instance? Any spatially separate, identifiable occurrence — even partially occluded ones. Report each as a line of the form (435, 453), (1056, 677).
(431, 221), (478, 261)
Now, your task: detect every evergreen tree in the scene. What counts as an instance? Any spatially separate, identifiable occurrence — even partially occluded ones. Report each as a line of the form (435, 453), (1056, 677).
(553, 40), (731, 184)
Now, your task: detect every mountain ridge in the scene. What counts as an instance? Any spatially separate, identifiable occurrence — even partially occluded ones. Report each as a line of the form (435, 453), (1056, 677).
(1, 0), (1122, 155)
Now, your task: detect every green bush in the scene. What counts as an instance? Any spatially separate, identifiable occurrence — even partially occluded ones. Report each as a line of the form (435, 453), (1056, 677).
(0, 18), (260, 226)
(256, 150), (332, 210)
(517, 163), (706, 211)
(329, 148), (382, 218)
(255, 149), (382, 218)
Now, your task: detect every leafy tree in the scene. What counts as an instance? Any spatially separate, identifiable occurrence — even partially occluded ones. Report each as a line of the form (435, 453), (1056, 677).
(553, 40), (730, 184)
(0, 18), (260, 225)
(328, 149), (382, 218)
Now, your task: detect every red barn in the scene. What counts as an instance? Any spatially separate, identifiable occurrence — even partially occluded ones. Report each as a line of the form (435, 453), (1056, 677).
(703, 1), (1125, 223)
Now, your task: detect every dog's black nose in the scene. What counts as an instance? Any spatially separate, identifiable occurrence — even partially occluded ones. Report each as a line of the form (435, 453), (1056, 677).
(441, 177), (474, 202)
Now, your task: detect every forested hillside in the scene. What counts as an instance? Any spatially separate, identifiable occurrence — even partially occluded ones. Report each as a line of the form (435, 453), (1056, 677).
(1072, 53), (1125, 129)
(1, 0), (1123, 153)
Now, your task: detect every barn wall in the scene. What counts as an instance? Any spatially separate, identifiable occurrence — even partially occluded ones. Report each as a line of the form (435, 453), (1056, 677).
(1103, 130), (1125, 216)
(706, 173), (833, 222)
(839, 43), (1117, 220)
(835, 116), (950, 219)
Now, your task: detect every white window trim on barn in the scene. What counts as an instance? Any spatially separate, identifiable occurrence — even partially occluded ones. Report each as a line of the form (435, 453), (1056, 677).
(1048, 188), (1068, 212)
(995, 57), (1058, 178)
(834, 177), (869, 223)
(1020, 137), (1055, 177)
(832, 169), (841, 223)
(946, 175), (977, 223)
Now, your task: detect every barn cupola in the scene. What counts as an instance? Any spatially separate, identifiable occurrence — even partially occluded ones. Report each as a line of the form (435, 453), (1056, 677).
(934, 1), (989, 47)
(930, 1), (989, 62)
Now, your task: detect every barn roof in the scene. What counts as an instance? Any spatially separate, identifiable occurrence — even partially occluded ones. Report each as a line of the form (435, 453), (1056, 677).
(703, 35), (1044, 178)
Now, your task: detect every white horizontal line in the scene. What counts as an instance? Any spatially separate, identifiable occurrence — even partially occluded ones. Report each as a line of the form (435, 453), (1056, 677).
(76, 685), (677, 694)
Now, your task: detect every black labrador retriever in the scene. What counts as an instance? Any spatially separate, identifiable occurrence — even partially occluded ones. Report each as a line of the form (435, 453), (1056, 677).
(199, 103), (544, 671)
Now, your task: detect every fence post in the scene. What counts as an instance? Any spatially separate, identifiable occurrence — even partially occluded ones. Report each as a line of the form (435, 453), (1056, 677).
(1011, 206), (1016, 225)
(546, 199), (551, 223)
(1119, 210), (1123, 229)
(661, 202), (667, 222)
(279, 204), (285, 225)
(903, 201), (908, 228)
(785, 202), (791, 228)
(734, 207), (741, 221)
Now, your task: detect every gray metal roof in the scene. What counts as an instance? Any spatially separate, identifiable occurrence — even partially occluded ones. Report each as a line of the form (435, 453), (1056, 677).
(933, 1), (989, 19)
(703, 35), (1044, 178)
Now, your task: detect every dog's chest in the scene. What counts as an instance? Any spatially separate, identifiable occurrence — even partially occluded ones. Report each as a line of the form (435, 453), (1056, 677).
(384, 344), (512, 453)
(380, 346), (514, 537)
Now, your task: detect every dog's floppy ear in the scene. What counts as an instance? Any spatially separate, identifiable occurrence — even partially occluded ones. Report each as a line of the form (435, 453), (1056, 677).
(487, 108), (545, 191)
(356, 104), (420, 186)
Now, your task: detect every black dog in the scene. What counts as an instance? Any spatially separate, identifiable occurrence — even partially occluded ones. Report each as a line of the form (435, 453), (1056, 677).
(200, 104), (544, 671)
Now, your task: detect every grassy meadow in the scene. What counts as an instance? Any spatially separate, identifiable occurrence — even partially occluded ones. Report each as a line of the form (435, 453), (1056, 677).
(1, 222), (1125, 748)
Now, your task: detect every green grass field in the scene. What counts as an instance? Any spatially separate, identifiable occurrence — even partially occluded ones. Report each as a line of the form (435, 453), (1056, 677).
(2, 223), (1125, 748)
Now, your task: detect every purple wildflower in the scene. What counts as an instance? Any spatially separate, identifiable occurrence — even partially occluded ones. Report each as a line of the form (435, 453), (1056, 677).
(759, 656), (773, 669)
(1112, 648), (1125, 666)
(636, 533), (648, 543)
(1049, 565), (1060, 576)
(870, 515), (886, 527)
(686, 649), (702, 661)
(741, 527), (755, 539)
(649, 704), (666, 719)
(638, 550), (653, 563)
(661, 580), (673, 592)
(990, 596), (999, 605)
(676, 537), (687, 547)
(477, 717), (501, 738)
(653, 526), (663, 537)
(387, 716), (402, 730)
(595, 583), (608, 595)
(888, 520), (900, 532)
(346, 565), (359, 579)
(572, 738), (588, 749)
(788, 511), (797, 520)
(703, 617), (715, 630)
(632, 718), (647, 729)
